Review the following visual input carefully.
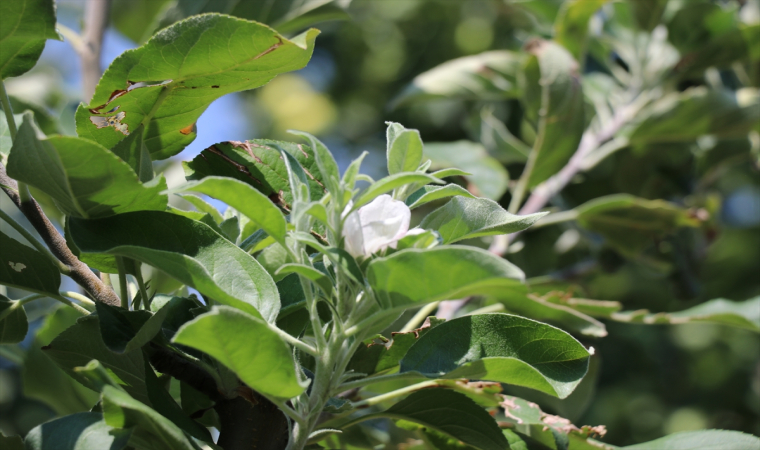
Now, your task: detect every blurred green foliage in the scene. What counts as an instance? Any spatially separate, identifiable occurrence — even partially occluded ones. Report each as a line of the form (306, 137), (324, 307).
(1, 0), (759, 447)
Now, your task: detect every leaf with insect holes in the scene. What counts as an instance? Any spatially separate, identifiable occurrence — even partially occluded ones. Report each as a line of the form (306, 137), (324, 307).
(75, 14), (318, 159)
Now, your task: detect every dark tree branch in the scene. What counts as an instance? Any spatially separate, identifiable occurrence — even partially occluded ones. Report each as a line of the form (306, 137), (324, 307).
(0, 163), (121, 306)
(148, 344), (289, 450)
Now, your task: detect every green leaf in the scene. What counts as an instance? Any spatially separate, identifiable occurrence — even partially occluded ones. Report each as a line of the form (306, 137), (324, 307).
(22, 306), (100, 415)
(419, 197), (547, 244)
(101, 386), (199, 450)
(367, 247), (524, 310)
(75, 15), (318, 160)
(495, 292), (608, 338)
(391, 51), (525, 107)
(0, 112), (24, 165)
(386, 122), (424, 175)
(554, 0), (609, 61)
(111, 124), (154, 183)
(43, 314), (153, 405)
(500, 395), (608, 449)
(290, 130), (341, 196)
(0, 294), (28, 343)
(347, 317), (445, 376)
(7, 114), (167, 219)
(621, 430), (760, 450)
(171, 176), (287, 245)
(173, 306), (306, 399)
(423, 141), (509, 200)
(0, 0), (61, 78)
(628, 88), (760, 143)
(0, 434), (23, 450)
(176, 194), (224, 223)
(400, 314), (591, 398)
(607, 297), (760, 332)
(276, 263), (333, 297)
(184, 139), (327, 207)
(521, 40), (585, 187)
(68, 211), (279, 322)
(23, 412), (132, 450)
(354, 173), (443, 209)
(406, 184), (475, 210)
(0, 230), (60, 296)
(575, 194), (701, 257)
(96, 299), (181, 353)
(371, 389), (508, 450)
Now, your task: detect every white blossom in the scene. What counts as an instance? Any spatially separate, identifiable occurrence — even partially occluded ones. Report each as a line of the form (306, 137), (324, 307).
(342, 194), (412, 258)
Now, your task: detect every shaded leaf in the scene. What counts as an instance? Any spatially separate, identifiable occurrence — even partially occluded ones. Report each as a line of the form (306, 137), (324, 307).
(576, 194), (701, 257)
(173, 306), (307, 398)
(368, 389), (508, 450)
(423, 141), (509, 200)
(290, 130), (341, 196)
(68, 211), (279, 322)
(0, 434), (23, 450)
(0, 294), (28, 343)
(7, 114), (167, 219)
(368, 247), (524, 310)
(622, 430), (760, 450)
(607, 296), (760, 332)
(495, 291), (608, 338)
(76, 15), (318, 159)
(0, 0), (61, 78)
(347, 317), (445, 376)
(406, 184), (475, 210)
(43, 315), (152, 406)
(400, 314), (592, 398)
(22, 307), (100, 415)
(23, 412), (132, 450)
(183, 139), (326, 207)
(0, 230), (60, 296)
(521, 40), (585, 187)
(95, 299), (181, 353)
(170, 176), (287, 244)
(111, 124), (154, 183)
(354, 172), (443, 209)
(554, 0), (609, 61)
(628, 88), (760, 143)
(419, 197), (547, 244)
(276, 263), (333, 297)
(392, 51), (525, 107)
(101, 386), (199, 450)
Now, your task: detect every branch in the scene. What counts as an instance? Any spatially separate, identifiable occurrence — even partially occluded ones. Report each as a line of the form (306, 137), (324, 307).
(81, 0), (111, 101)
(489, 98), (645, 256)
(0, 163), (121, 306)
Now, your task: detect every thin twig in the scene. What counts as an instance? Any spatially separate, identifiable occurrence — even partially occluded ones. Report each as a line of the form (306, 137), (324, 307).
(0, 167), (120, 306)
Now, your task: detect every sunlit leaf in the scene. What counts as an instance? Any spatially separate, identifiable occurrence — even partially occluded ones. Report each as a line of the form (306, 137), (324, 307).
(0, 0), (61, 78)
(173, 306), (307, 398)
(75, 15), (318, 159)
(423, 141), (509, 200)
(7, 114), (167, 218)
(400, 314), (592, 398)
(419, 196), (547, 244)
(23, 412), (132, 450)
(68, 211), (279, 322)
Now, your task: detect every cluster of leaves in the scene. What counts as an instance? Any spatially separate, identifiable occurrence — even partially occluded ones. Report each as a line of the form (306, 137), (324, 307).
(1, 1), (759, 450)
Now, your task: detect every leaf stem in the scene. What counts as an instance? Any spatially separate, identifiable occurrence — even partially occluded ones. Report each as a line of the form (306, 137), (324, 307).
(0, 208), (71, 275)
(529, 209), (579, 229)
(0, 80), (32, 203)
(344, 308), (399, 337)
(0, 81), (18, 140)
(59, 290), (96, 309)
(133, 262), (151, 309)
(351, 380), (439, 408)
(115, 256), (129, 308)
(333, 371), (425, 394)
(269, 321), (318, 356)
(399, 301), (439, 333)
(52, 294), (91, 315)
(0, 294), (46, 322)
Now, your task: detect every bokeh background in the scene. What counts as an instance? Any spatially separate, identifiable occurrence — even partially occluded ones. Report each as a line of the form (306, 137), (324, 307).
(1, 0), (759, 447)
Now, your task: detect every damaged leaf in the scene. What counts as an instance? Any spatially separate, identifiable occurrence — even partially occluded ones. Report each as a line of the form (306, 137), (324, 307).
(75, 14), (318, 159)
